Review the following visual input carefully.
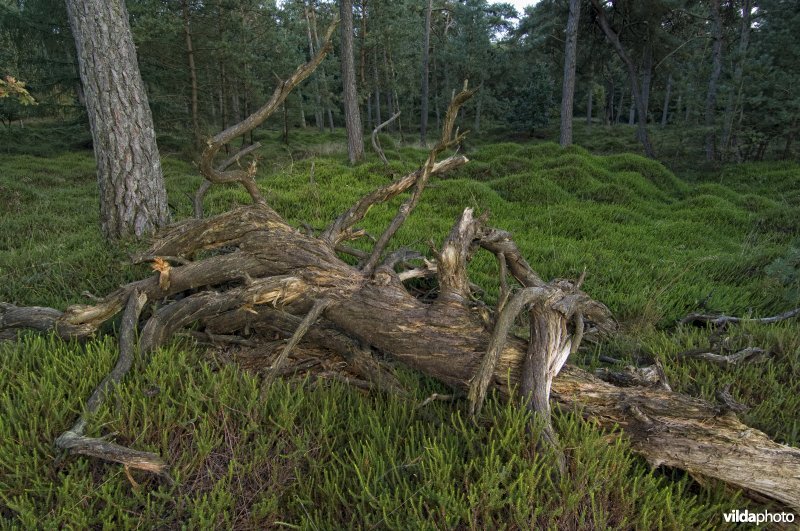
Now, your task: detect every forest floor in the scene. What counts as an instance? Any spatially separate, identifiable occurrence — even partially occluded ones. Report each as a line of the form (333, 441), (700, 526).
(1, 125), (799, 528)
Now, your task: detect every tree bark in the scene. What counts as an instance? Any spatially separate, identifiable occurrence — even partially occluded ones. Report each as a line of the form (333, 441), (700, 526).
(721, 0), (752, 155)
(590, 0), (656, 158)
(661, 73), (672, 127)
(586, 80), (593, 126)
(559, 0), (580, 146)
(420, 0), (432, 145)
(705, 0), (723, 161)
(65, 0), (169, 240)
(304, 3), (325, 131)
(181, 0), (200, 150)
(340, 0), (365, 163)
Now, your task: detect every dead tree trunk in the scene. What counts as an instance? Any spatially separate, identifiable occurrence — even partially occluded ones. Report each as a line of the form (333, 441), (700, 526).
(3, 66), (800, 515)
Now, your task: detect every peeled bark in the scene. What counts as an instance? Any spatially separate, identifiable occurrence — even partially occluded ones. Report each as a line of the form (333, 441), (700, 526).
(65, 0), (169, 240)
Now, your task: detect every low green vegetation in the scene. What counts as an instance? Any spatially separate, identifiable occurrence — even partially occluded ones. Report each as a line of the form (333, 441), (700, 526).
(1, 134), (798, 527)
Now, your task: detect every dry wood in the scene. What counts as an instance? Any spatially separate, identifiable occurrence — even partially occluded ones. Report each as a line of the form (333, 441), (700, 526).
(678, 346), (769, 365)
(197, 21), (337, 209)
(680, 307), (800, 327)
(371, 111), (400, 165)
(2, 82), (800, 512)
(54, 290), (170, 479)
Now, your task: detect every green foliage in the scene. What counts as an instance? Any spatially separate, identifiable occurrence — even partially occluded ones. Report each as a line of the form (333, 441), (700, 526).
(1, 139), (799, 526)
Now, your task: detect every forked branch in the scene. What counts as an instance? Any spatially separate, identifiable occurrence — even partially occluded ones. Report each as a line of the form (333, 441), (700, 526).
(362, 82), (477, 274)
(197, 20), (338, 208)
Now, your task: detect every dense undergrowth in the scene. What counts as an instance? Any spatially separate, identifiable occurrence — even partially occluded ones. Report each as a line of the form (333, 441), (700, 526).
(1, 130), (798, 528)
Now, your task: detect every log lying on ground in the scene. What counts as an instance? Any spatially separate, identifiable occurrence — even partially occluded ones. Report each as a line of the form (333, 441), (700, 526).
(4, 200), (800, 510)
(2, 88), (799, 513)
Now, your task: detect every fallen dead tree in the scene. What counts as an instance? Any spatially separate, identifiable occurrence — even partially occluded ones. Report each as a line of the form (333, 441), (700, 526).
(1, 49), (799, 514)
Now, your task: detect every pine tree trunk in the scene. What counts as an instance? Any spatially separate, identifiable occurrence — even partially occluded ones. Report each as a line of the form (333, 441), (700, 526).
(629, 94), (635, 125)
(304, 3), (324, 131)
(641, 45), (652, 122)
(298, 90), (307, 128)
(590, 0), (655, 158)
(705, 0), (723, 161)
(181, 0), (200, 149)
(586, 81), (593, 126)
(559, 0), (580, 146)
(661, 74), (672, 127)
(604, 76), (614, 125)
(721, 0), (752, 156)
(340, 0), (364, 162)
(420, 0), (432, 145)
(65, 0), (168, 240)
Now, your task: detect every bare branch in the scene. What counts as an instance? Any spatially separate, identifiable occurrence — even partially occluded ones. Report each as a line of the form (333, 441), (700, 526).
(677, 346), (769, 365)
(321, 155), (468, 246)
(54, 291), (170, 479)
(264, 298), (332, 383)
(195, 141), (263, 218)
(362, 83), (477, 274)
(469, 286), (550, 416)
(371, 111), (400, 165)
(198, 20), (338, 206)
(679, 307), (800, 327)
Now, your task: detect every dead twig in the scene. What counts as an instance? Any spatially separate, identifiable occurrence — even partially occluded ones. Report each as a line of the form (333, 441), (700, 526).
(371, 112), (400, 165)
(54, 291), (171, 480)
(679, 307), (800, 327)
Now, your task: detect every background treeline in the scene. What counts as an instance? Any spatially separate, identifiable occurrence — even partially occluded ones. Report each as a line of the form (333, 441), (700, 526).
(1, 0), (798, 162)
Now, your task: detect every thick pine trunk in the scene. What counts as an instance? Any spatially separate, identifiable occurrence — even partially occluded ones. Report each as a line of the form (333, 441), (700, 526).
(65, 0), (169, 240)
(340, 0), (364, 163)
(559, 0), (580, 147)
